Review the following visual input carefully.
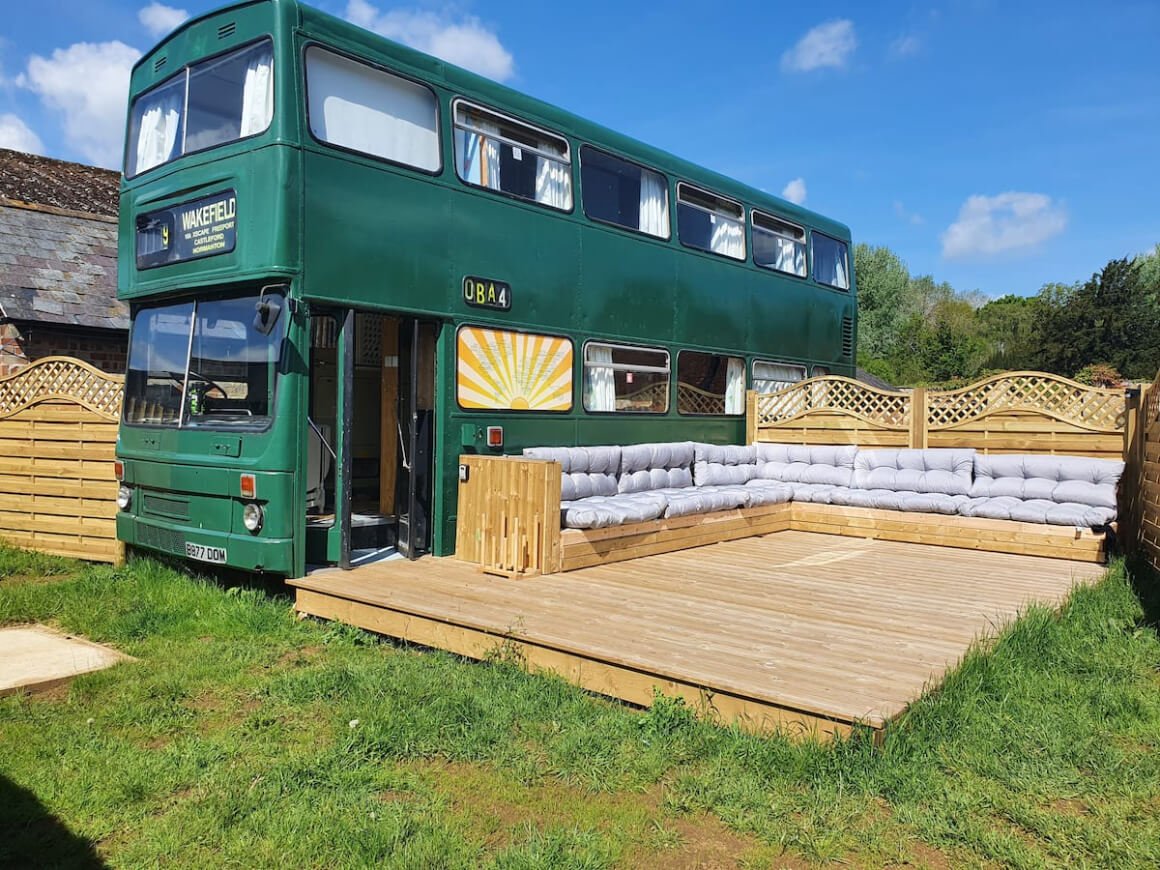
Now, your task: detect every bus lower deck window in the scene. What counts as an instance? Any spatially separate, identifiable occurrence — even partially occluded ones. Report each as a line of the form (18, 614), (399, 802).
(677, 351), (745, 415)
(584, 342), (670, 413)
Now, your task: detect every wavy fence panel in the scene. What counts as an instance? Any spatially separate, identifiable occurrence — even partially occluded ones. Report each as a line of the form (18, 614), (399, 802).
(925, 372), (1126, 459)
(1133, 371), (1160, 570)
(747, 376), (914, 447)
(0, 357), (124, 563)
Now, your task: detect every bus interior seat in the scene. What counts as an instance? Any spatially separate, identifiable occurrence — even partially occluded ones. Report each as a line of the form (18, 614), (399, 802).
(307, 423), (333, 513)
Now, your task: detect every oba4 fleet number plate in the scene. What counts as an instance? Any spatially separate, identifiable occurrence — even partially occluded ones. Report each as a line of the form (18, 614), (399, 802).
(185, 543), (228, 564)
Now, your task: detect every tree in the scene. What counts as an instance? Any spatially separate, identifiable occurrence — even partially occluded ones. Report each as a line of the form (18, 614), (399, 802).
(853, 244), (912, 362)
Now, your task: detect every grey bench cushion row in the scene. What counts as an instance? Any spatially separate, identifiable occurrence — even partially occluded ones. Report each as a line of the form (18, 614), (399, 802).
(526, 442), (1119, 531)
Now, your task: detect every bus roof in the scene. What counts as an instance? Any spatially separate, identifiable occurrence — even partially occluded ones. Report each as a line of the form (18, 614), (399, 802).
(132, 0), (852, 241)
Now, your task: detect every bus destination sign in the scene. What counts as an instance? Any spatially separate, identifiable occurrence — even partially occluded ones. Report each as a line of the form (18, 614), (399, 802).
(136, 190), (238, 269)
(463, 276), (512, 311)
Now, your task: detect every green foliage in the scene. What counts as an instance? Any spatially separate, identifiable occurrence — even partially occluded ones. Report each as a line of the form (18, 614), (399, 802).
(1074, 363), (1124, 387)
(855, 245), (1160, 386)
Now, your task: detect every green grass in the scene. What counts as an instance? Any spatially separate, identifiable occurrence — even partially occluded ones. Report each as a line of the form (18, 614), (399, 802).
(1, 547), (1158, 868)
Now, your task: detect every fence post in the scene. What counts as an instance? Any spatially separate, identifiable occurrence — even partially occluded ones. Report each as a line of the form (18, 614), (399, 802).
(1121, 382), (1148, 557)
(909, 387), (928, 449)
(746, 390), (757, 445)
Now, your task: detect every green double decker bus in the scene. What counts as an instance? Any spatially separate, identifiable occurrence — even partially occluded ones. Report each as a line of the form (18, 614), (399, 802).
(115, 0), (857, 577)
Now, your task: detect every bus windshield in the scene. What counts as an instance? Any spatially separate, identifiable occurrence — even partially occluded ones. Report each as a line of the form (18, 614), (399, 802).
(127, 39), (274, 177)
(124, 290), (285, 429)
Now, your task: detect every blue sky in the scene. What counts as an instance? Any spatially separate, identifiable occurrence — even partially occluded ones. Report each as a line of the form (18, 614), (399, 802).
(1, 0), (1158, 298)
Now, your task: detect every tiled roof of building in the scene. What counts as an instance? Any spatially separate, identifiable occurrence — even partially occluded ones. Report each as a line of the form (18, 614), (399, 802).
(0, 149), (119, 217)
(0, 203), (128, 331)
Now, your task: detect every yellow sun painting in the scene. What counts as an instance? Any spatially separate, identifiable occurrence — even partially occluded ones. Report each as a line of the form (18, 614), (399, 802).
(457, 326), (573, 411)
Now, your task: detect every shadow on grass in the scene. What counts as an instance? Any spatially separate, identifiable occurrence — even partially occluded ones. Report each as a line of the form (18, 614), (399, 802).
(0, 774), (107, 868)
(1125, 554), (1160, 632)
(125, 547), (293, 603)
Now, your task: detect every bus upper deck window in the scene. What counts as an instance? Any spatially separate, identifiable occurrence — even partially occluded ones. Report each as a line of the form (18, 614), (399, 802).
(128, 39), (273, 177)
(453, 101), (572, 211)
(812, 233), (850, 291)
(676, 183), (745, 261)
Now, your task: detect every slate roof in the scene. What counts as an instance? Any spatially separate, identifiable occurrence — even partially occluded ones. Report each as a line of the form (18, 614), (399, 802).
(0, 149), (127, 331)
(0, 148), (119, 216)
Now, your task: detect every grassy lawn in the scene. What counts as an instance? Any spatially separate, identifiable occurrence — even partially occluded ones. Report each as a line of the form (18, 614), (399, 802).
(1, 547), (1158, 868)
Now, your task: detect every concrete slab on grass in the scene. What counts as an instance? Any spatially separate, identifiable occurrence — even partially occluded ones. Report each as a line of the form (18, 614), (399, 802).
(0, 625), (131, 696)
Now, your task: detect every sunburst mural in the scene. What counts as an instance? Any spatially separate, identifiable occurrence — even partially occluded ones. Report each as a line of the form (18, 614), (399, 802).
(457, 326), (573, 411)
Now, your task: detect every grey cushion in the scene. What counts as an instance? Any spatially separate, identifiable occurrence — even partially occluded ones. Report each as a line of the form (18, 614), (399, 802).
(827, 487), (968, 515)
(618, 442), (695, 493)
(659, 485), (749, 519)
(959, 495), (1116, 528)
(693, 443), (757, 486)
(748, 479), (832, 504)
(524, 445), (621, 502)
(753, 443), (856, 486)
(853, 449), (975, 495)
(739, 481), (794, 506)
(560, 492), (667, 529)
(970, 454), (1123, 509)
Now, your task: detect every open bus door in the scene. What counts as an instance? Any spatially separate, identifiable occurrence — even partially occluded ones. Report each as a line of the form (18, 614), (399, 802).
(396, 319), (436, 559)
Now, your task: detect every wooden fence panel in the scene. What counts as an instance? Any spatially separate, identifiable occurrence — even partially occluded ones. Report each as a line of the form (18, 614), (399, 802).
(1135, 372), (1160, 570)
(926, 372), (1126, 459)
(749, 371), (1127, 459)
(749, 376), (912, 448)
(0, 357), (124, 563)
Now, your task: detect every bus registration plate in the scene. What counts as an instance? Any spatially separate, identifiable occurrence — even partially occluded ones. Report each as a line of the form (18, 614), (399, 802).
(185, 543), (227, 564)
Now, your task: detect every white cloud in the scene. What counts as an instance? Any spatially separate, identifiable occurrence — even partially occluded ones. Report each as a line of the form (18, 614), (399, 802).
(781, 20), (857, 73)
(20, 41), (140, 168)
(0, 113), (44, 154)
(889, 34), (921, 58)
(941, 192), (1067, 259)
(139, 3), (189, 39)
(893, 200), (924, 225)
(781, 177), (807, 205)
(344, 1), (514, 82)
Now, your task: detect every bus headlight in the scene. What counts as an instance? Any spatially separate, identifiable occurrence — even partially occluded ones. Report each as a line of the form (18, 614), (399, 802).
(116, 485), (132, 510)
(242, 502), (264, 533)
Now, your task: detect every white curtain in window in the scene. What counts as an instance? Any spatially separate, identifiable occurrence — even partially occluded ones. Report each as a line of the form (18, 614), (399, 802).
(709, 215), (745, 259)
(134, 87), (182, 175)
(585, 346), (616, 412)
(775, 237), (806, 277)
(753, 362), (805, 393)
(460, 119), (503, 189)
(534, 158), (570, 208)
(725, 357), (746, 414)
(307, 49), (439, 171)
(638, 169), (669, 237)
(833, 250), (849, 289)
(240, 51), (274, 137)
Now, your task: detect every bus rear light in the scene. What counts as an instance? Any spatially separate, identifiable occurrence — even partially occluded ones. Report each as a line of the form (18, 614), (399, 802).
(116, 485), (132, 511)
(240, 474), (256, 499)
(486, 426), (503, 448)
(114, 460), (124, 481)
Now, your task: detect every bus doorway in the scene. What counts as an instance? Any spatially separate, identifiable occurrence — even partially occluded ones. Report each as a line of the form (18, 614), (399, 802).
(305, 311), (436, 568)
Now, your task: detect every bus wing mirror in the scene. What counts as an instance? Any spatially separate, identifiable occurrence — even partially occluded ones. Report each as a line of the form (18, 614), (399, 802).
(253, 298), (282, 335)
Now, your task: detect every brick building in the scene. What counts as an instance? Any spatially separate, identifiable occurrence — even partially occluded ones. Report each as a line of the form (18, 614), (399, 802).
(0, 149), (128, 377)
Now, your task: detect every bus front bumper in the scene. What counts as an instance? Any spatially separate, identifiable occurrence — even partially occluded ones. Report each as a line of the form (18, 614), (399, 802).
(117, 515), (294, 575)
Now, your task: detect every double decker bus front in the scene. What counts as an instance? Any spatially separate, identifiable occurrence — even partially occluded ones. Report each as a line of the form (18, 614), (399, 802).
(116, 0), (302, 574)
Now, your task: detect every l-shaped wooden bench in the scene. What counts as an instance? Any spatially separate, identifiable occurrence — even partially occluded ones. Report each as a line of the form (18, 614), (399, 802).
(454, 454), (1112, 577)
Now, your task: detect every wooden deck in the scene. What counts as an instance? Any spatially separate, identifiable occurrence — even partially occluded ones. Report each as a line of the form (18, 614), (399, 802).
(289, 531), (1107, 740)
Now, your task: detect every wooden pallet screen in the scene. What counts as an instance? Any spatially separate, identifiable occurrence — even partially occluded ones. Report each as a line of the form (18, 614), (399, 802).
(0, 357), (124, 563)
(748, 371), (1127, 458)
(455, 455), (562, 576)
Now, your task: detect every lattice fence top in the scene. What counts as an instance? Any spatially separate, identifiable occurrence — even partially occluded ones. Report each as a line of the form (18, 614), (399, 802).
(1147, 370), (1160, 426)
(753, 376), (910, 428)
(927, 372), (1125, 432)
(678, 383), (726, 415)
(0, 356), (124, 420)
